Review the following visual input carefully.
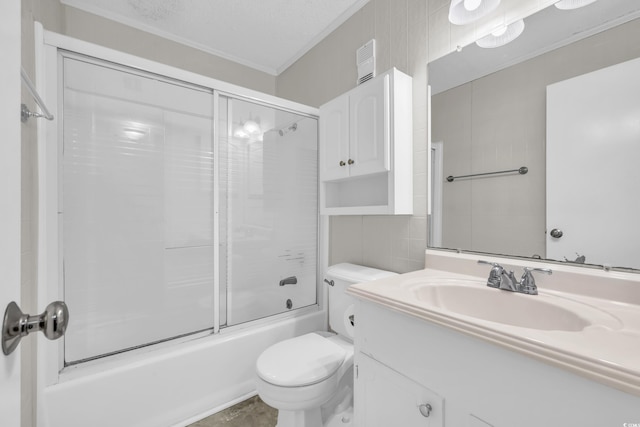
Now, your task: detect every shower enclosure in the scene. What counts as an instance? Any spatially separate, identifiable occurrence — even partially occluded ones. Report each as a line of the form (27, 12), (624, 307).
(59, 52), (318, 363)
(36, 29), (324, 426)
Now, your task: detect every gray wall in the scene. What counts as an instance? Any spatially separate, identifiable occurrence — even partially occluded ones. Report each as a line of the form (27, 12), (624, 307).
(277, 0), (430, 273)
(275, 0), (557, 273)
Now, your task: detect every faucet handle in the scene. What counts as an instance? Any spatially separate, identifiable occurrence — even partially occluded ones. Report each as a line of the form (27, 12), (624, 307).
(477, 260), (504, 288)
(520, 267), (552, 295)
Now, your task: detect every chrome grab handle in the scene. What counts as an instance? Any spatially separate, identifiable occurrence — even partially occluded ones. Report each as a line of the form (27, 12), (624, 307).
(279, 276), (298, 286)
(2, 301), (69, 356)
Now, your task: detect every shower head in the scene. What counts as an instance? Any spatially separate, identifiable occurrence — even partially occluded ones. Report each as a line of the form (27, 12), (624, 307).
(278, 122), (298, 136)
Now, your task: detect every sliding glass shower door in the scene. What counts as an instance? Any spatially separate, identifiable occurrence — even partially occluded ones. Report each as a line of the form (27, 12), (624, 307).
(60, 54), (318, 364)
(218, 96), (318, 326)
(62, 56), (216, 363)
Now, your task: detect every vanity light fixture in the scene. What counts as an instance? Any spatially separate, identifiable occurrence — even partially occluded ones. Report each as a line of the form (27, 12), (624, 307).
(554, 0), (598, 10)
(448, 0), (501, 25)
(476, 19), (525, 48)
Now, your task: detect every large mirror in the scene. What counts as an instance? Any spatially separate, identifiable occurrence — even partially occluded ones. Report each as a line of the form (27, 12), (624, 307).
(428, 0), (640, 272)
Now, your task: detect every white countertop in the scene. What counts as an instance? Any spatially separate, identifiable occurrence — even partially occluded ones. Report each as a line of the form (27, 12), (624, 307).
(347, 263), (640, 397)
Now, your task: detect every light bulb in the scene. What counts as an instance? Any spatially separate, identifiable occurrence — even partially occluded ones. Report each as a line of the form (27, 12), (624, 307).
(234, 127), (249, 139)
(464, 0), (482, 11)
(243, 120), (261, 135)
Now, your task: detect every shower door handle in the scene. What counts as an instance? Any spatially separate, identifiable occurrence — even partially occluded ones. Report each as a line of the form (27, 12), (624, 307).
(279, 276), (298, 286)
(2, 301), (69, 355)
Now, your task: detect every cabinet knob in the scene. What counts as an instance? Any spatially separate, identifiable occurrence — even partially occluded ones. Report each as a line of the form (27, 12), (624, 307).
(418, 403), (432, 418)
(348, 159), (355, 165)
(339, 160), (346, 167)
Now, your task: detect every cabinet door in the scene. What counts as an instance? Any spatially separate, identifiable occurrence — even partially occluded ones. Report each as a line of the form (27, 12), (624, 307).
(320, 94), (350, 181)
(355, 354), (444, 427)
(349, 74), (389, 177)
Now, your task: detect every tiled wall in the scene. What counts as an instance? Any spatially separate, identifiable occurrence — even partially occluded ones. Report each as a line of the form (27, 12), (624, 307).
(277, 0), (430, 273)
(277, 0), (553, 273)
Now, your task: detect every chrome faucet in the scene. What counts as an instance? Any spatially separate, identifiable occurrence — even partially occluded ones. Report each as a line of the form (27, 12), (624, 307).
(478, 261), (552, 295)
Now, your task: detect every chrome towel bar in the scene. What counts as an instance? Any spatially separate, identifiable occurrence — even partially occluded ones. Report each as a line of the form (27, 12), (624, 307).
(446, 166), (528, 182)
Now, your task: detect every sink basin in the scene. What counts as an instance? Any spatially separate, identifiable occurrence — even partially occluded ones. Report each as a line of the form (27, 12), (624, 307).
(409, 279), (620, 331)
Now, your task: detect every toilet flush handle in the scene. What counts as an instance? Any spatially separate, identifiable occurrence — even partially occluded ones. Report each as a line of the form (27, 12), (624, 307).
(323, 279), (334, 286)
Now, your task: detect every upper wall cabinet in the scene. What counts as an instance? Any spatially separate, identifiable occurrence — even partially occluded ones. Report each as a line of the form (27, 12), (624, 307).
(320, 68), (413, 215)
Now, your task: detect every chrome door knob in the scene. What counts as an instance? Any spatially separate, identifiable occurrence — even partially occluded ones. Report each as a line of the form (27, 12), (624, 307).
(418, 403), (432, 417)
(550, 228), (563, 238)
(2, 301), (69, 355)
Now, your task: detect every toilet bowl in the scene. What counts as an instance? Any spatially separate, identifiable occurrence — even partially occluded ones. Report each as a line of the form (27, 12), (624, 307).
(255, 263), (397, 427)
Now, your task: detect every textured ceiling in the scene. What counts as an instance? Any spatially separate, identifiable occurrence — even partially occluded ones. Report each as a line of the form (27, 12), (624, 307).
(61, 0), (370, 75)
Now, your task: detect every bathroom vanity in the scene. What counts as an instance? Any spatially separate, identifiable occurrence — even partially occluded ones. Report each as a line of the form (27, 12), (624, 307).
(348, 252), (640, 427)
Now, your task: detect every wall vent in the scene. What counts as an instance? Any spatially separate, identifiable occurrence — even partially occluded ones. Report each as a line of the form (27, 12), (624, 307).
(356, 39), (376, 85)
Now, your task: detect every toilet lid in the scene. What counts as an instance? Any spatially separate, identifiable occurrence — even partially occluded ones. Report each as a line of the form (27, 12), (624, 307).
(256, 333), (346, 387)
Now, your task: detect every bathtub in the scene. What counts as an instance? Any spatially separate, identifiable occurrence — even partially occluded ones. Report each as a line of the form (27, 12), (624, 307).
(39, 308), (325, 427)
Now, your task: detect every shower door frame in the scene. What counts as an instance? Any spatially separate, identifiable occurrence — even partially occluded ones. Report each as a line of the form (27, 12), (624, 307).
(35, 23), (325, 419)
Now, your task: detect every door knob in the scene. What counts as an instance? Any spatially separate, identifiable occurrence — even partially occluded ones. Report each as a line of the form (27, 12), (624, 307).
(550, 228), (563, 238)
(2, 301), (69, 356)
(418, 403), (432, 417)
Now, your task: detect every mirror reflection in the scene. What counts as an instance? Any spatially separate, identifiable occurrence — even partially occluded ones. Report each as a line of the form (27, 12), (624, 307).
(428, 0), (640, 271)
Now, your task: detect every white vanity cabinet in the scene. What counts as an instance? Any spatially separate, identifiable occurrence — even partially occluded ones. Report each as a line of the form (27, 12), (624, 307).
(353, 299), (640, 427)
(319, 68), (412, 215)
(355, 353), (444, 427)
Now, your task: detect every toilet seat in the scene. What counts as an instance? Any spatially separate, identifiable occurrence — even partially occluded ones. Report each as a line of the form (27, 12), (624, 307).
(256, 333), (347, 387)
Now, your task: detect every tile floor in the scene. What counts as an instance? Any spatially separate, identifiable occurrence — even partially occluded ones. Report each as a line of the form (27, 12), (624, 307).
(188, 396), (278, 427)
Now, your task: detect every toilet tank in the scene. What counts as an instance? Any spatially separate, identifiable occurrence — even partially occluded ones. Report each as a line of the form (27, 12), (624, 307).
(325, 263), (397, 339)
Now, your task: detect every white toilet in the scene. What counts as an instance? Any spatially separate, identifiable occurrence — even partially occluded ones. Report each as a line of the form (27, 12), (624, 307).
(256, 263), (397, 427)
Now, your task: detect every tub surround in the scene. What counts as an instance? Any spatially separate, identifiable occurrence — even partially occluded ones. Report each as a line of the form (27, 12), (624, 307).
(346, 250), (640, 397)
